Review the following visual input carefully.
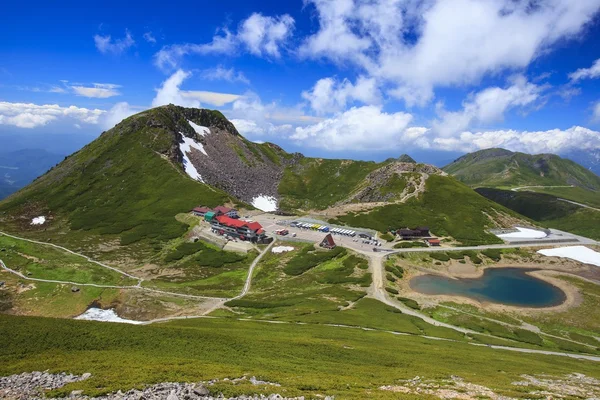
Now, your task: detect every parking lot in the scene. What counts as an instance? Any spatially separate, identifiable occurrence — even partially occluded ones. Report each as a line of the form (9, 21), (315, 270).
(251, 214), (395, 253)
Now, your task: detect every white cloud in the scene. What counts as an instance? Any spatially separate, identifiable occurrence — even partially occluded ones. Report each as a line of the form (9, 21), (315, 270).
(593, 102), (600, 121)
(0, 102), (105, 128)
(154, 13), (294, 70)
(238, 13), (295, 58)
(201, 66), (250, 84)
(71, 83), (121, 98)
(181, 91), (241, 106)
(101, 102), (139, 129)
(301, 0), (600, 106)
(94, 30), (135, 55)
(569, 58), (600, 81)
(432, 126), (600, 154)
(151, 70), (200, 108)
(302, 76), (380, 114)
(143, 31), (157, 44)
(231, 118), (293, 136)
(433, 76), (544, 137)
(151, 70), (241, 107)
(291, 105), (417, 150)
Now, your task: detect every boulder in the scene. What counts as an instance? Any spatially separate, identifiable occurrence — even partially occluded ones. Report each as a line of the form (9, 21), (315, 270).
(71, 286), (80, 293)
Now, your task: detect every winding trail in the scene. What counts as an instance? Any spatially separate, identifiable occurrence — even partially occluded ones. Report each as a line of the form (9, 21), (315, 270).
(231, 240), (275, 301)
(2, 230), (598, 359)
(558, 198), (600, 212)
(0, 231), (142, 284)
(511, 185), (575, 192)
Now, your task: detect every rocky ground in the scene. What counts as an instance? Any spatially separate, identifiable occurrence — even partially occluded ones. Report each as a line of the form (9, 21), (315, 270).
(379, 373), (600, 399)
(0, 372), (329, 400)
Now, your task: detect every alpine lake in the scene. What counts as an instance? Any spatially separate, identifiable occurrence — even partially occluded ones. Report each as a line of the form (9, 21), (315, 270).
(410, 267), (566, 307)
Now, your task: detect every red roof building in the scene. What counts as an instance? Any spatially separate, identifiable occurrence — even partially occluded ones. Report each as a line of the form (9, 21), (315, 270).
(192, 206), (211, 216)
(213, 206), (239, 218)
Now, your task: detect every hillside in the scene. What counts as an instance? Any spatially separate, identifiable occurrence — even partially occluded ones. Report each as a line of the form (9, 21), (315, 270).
(443, 148), (600, 191)
(476, 188), (600, 240)
(0, 105), (529, 250)
(0, 149), (64, 200)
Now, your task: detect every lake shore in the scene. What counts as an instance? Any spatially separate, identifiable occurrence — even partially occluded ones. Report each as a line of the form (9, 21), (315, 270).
(396, 256), (586, 314)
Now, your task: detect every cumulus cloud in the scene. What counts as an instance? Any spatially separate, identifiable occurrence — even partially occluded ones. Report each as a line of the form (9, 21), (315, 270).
(71, 83), (121, 98)
(151, 70), (241, 107)
(302, 76), (381, 114)
(0, 102), (105, 128)
(569, 58), (600, 81)
(291, 106), (418, 150)
(237, 13), (295, 58)
(432, 126), (600, 154)
(151, 70), (201, 108)
(94, 30), (135, 55)
(301, 0), (600, 106)
(154, 13), (294, 70)
(433, 76), (544, 137)
(101, 102), (138, 129)
(201, 66), (250, 84)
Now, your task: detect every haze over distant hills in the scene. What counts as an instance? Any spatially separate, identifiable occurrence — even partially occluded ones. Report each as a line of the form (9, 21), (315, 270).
(0, 149), (64, 200)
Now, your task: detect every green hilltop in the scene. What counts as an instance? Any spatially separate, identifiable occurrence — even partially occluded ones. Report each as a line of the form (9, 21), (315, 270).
(443, 148), (600, 191)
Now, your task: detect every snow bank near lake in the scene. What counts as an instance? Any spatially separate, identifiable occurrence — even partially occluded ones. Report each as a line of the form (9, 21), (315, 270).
(252, 195), (277, 212)
(538, 246), (600, 267)
(179, 136), (207, 183)
(497, 227), (547, 240)
(75, 308), (143, 325)
(30, 216), (46, 225)
(272, 246), (294, 254)
(188, 120), (210, 136)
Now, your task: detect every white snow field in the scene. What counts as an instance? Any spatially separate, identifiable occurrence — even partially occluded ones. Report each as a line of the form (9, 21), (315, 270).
(538, 246), (600, 267)
(179, 136), (207, 182)
(188, 120), (210, 136)
(30, 216), (46, 225)
(252, 195), (277, 212)
(497, 227), (548, 240)
(272, 246), (294, 254)
(75, 308), (143, 324)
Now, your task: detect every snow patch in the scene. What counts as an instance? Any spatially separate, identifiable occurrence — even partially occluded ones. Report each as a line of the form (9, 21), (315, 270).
(188, 120), (210, 136)
(252, 195), (277, 212)
(30, 216), (46, 225)
(538, 246), (600, 267)
(75, 308), (144, 325)
(272, 246), (294, 254)
(179, 135), (208, 183)
(497, 227), (547, 240)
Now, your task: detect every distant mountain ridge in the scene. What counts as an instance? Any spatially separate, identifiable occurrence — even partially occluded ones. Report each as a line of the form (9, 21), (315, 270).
(443, 148), (600, 191)
(0, 106), (537, 255)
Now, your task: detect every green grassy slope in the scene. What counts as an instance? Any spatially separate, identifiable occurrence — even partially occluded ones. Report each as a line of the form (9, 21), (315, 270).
(332, 175), (517, 245)
(278, 158), (382, 210)
(476, 188), (600, 240)
(0, 106), (236, 255)
(444, 148), (600, 191)
(2, 314), (598, 399)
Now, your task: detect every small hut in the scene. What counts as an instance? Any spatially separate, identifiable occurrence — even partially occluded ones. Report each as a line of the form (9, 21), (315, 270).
(320, 234), (336, 249)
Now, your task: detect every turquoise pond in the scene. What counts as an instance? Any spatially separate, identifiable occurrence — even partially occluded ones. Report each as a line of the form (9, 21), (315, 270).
(410, 268), (566, 307)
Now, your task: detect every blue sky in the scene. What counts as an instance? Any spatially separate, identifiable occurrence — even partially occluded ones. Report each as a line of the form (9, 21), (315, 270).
(1, 0), (600, 162)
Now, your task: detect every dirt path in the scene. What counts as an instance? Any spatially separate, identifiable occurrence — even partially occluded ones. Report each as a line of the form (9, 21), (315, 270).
(558, 198), (600, 212)
(511, 185), (575, 192)
(231, 240), (274, 301)
(0, 231), (142, 285)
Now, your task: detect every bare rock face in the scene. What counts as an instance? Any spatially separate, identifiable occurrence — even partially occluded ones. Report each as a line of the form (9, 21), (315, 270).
(338, 162), (447, 205)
